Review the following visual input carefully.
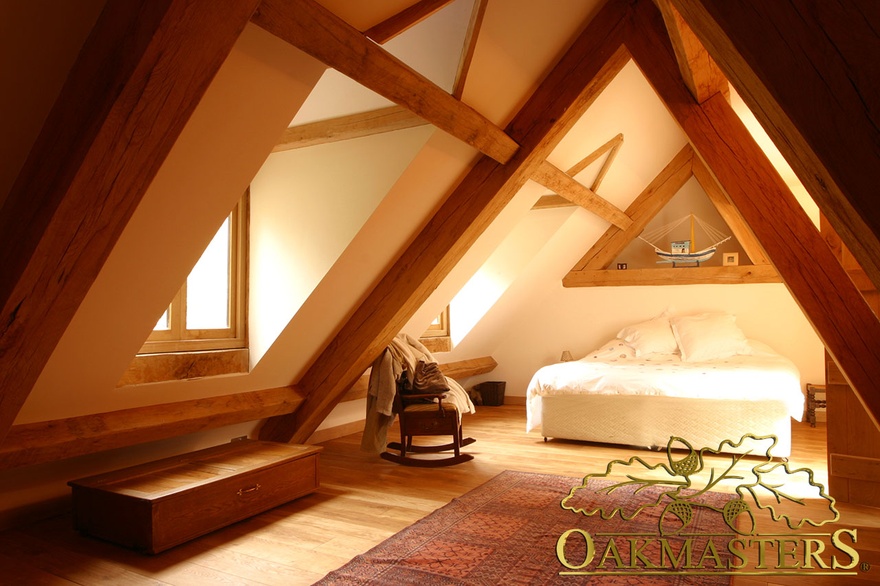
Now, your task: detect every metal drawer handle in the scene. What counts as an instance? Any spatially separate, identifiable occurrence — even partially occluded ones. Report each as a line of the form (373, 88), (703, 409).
(237, 484), (261, 496)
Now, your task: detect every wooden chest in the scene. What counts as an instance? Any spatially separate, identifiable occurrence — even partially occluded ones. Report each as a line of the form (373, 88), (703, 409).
(68, 440), (321, 554)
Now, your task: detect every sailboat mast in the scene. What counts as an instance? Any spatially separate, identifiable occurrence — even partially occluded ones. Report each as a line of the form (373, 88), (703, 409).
(689, 214), (695, 251)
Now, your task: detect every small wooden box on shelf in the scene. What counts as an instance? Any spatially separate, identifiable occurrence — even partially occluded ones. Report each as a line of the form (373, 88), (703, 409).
(805, 383), (826, 427)
(68, 439), (321, 554)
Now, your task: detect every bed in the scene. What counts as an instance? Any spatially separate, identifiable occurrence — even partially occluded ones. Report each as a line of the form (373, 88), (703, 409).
(526, 312), (804, 457)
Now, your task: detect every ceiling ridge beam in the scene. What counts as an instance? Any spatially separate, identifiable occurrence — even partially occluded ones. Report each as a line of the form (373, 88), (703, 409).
(253, 0), (519, 164)
(628, 0), (880, 429)
(569, 144), (694, 273)
(670, 0), (880, 291)
(532, 161), (632, 229)
(259, 0), (635, 444)
(273, 105), (429, 152)
(0, 0), (259, 447)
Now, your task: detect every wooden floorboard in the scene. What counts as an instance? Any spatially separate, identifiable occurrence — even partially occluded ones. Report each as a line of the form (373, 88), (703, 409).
(0, 405), (876, 585)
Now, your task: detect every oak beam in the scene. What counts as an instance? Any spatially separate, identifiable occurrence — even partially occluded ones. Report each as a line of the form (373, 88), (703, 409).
(439, 356), (498, 380)
(671, 0), (880, 292)
(567, 133), (624, 178)
(259, 0), (634, 444)
(532, 195), (576, 210)
(452, 0), (488, 99)
(655, 0), (727, 103)
(629, 0), (880, 429)
(252, 0), (519, 164)
(532, 133), (625, 210)
(0, 387), (305, 470)
(564, 265), (780, 287)
(570, 144), (694, 272)
(273, 105), (429, 152)
(341, 356), (498, 403)
(0, 0), (258, 445)
(532, 161), (632, 229)
(691, 156), (771, 266)
(364, 0), (454, 44)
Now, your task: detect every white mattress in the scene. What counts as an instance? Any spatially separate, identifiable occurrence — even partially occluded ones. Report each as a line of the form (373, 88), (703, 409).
(526, 339), (804, 433)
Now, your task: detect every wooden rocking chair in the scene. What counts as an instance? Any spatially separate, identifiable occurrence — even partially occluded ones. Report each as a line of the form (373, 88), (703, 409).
(380, 371), (475, 467)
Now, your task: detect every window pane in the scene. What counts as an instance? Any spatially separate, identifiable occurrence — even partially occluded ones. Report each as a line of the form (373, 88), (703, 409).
(154, 308), (170, 331)
(186, 217), (230, 329)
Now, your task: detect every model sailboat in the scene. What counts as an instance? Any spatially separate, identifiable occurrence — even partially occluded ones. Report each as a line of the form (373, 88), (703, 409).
(639, 214), (731, 266)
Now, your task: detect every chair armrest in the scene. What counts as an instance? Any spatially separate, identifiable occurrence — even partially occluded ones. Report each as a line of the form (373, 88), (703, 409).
(404, 392), (447, 400)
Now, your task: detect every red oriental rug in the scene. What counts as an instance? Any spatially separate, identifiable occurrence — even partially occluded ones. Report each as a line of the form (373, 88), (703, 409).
(315, 470), (735, 585)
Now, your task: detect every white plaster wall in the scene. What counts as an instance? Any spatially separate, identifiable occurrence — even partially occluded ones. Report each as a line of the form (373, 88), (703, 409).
(249, 125), (434, 366)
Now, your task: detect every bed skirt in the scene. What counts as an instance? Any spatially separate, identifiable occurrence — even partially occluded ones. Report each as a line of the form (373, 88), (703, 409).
(538, 394), (792, 457)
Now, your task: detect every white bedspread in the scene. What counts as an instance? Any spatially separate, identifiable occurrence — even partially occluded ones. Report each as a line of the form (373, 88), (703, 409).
(526, 339), (803, 431)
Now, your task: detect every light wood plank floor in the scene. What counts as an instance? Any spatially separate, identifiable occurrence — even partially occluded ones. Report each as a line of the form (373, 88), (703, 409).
(0, 404), (877, 585)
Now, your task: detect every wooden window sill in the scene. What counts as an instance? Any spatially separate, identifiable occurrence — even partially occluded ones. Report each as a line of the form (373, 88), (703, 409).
(420, 336), (452, 353)
(118, 348), (248, 386)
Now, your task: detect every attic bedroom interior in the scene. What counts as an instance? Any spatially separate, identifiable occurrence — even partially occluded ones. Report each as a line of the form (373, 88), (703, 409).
(2, 0), (879, 583)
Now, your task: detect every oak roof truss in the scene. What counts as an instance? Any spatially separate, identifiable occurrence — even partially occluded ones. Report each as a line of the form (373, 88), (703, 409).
(1, 0), (879, 464)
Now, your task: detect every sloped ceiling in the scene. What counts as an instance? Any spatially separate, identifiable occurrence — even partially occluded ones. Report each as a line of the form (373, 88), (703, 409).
(1, 0), (879, 469)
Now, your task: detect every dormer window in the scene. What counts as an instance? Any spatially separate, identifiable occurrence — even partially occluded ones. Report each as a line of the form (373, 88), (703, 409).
(138, 194), (248, 355)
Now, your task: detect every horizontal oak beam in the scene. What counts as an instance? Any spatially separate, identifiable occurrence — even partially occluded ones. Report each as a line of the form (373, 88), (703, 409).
(274, 105), (429, 152)
(253, 0), (518, 163)
(0, 387), (305, 471)
(341, 356), (498, 403)
(563, 265), (780, 287)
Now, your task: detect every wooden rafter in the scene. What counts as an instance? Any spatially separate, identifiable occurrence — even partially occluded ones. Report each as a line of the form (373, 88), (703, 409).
(628, 0), (880, 428)
(532, 133), (624, 209)
(363, 0), (454, 44)
(273, 105), (429, 152)
(569, 133), (625, 188)
(531, 161), (632, 229)
(655, 0), (727, 103)
(259, 0), (634, 444)
(0, 0), (259, 446)
(569, 144), (694, 273)
(691, 156), (771, 266)
(273, 0), (487, 152)
(0, 387), (305, 471)
(671, 0), (880, 293)
(452, 0), (488, 99)
(253, 0), (518, 164)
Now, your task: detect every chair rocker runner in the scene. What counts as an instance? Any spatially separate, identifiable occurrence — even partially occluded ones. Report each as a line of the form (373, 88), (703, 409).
(380, 371), (475, 467)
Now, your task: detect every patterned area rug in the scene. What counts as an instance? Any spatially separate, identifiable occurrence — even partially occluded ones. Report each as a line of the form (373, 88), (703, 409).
(315, 470), (734, 585)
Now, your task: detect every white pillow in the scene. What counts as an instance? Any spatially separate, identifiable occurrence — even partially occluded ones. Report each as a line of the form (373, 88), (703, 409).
(617, 316), (678, 356)
(670, 312), (752, 362)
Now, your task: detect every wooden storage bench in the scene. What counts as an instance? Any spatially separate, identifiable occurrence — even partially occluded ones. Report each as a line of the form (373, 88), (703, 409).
(68, 440), (321, 554)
